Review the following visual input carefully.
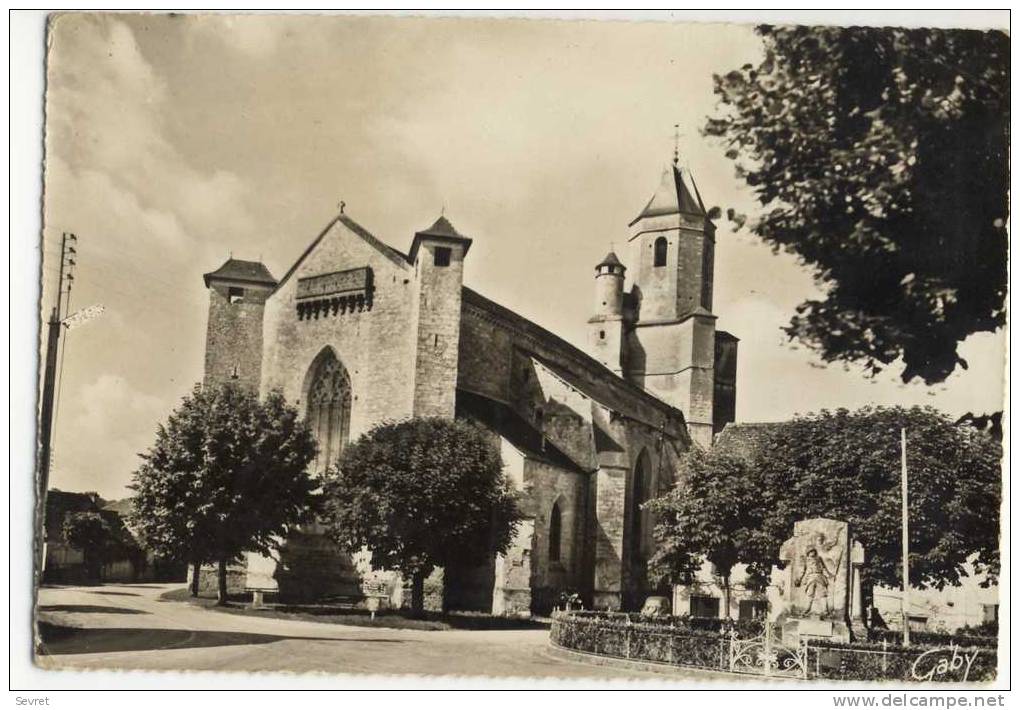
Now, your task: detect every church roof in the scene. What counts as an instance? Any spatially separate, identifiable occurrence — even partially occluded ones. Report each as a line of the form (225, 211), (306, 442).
(629, 164), (707, 226)
(203, 258), (278, 288)
(461, 287), (692, 445)
(456, 389), (588, 473)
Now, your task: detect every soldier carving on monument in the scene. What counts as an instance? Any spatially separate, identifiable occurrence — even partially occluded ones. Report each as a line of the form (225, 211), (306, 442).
(794, 532), (841, 617)
(796, 548), (831, 616)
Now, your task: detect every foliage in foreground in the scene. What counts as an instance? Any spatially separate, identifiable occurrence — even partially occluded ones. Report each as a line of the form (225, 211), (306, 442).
(130, 383), (318, 603)
(648, 406), (1001, 611)
(707, 25), (1008, 384)
(320, 417), (520, 614)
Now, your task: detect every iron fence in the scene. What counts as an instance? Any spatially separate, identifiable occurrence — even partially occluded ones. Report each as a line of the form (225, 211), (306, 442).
(550, 611), (997, 682)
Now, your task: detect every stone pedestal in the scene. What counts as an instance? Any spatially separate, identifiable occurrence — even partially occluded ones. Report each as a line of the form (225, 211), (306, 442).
(782, 617), (850, 647)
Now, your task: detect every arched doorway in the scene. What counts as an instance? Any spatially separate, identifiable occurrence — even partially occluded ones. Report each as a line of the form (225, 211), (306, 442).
(304, 348), (352, 474)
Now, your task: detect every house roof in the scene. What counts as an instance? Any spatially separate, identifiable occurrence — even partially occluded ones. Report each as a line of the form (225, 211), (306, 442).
(713, 422), (782, 460)
(456, 389), (588, 473)
(203, 259), (277, 288)
(629, 165), (707, 226)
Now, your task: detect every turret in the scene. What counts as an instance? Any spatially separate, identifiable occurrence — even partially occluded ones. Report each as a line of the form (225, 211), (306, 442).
(588, 251), (626, 375)
(409, 215), (472, 418)
(202, 258), (277, 391)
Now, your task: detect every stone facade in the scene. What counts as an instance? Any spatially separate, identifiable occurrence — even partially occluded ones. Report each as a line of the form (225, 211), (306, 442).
(198, 163), (738, 613)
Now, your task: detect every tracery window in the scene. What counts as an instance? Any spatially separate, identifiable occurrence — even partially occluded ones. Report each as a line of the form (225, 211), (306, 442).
(306, 351), (352, 474)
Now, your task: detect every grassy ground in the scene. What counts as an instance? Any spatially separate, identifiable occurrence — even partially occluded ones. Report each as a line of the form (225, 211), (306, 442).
(159, 587), (549, 631)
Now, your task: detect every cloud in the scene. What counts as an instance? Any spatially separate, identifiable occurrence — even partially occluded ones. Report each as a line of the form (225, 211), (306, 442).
(51, 374), (166, 497)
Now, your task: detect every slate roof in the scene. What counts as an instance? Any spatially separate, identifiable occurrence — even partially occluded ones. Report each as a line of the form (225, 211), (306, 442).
(203, 258), (278, 288)
(629, 165), (708, 226)
(415, 215), (469, 241)
(456, 389), (588, 473)
(597, 251), (624, 269)
(461, 287), (691, 445)
(713, 422), (783, 460)
(409, 214), (473, 262)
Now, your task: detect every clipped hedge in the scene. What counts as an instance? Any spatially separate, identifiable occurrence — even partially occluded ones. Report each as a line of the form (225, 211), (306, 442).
(809, 641), (997, 682)
(551, 611), (997, 682)
(550, 611), (729, 671)
(868, 628), (998, 649)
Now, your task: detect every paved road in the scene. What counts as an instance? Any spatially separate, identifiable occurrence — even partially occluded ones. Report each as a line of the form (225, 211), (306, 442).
(35, 583), (712, 682)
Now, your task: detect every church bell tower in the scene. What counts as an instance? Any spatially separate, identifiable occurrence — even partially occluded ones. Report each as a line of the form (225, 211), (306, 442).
(624, 161), (719, 448)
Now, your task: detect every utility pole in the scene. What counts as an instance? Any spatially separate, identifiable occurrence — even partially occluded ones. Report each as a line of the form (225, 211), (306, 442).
(900, 427), (911, 647)
(36, 232), (76, 582)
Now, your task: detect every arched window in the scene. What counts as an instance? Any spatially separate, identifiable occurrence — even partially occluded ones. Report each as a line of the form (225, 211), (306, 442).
(631, 451), (654, 564)
(549, 502), (562, 562)
(305, 350), (352, 474)
(653, 237), (668, 267)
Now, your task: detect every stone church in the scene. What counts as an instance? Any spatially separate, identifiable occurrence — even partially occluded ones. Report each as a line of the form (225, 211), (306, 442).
(199, 161), (738, 613)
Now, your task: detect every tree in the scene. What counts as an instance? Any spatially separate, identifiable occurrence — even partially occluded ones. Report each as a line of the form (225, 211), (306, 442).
(706, 26), (1008, 384)
(320, 418), (520, 616)
(62, 512), (113, 583)
(130, 383), (318, 604)
(646, 450), (770, 618)
(754, 407), (1001, 606)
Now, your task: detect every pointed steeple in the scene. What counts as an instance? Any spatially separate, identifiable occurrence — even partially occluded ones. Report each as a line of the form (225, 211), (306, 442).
(629, 165), (706, 226)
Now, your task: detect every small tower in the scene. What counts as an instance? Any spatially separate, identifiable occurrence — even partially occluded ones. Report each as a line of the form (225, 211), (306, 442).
(202, 258), (277, 392)
(409, 215), (472, 418)
(588, 251), (626, 374)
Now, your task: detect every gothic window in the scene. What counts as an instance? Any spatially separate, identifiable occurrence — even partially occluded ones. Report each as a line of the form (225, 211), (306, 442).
(549, 502), (562, 562)
(306, 351), (352, 474)
(631, 451), (654, 564)
(653, 237), (668, 267)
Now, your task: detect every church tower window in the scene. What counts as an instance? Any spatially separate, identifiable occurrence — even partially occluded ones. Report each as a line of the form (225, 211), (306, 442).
(305, 350), (352, 474)
(653, 236), (668, 267)
(549, 502), (562, 562)
(434, 246), (452, 267)
(228, 286), (245, 304)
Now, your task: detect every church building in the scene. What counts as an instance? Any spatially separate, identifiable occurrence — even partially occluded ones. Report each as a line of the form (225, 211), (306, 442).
(200, 160), (738, 613)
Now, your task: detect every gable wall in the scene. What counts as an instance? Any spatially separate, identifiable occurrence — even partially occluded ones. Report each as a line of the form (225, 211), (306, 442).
(260, 220), (418, 438)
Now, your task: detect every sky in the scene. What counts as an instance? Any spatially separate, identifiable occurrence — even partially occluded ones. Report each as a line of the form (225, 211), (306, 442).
(42, 13), (1007, 500)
